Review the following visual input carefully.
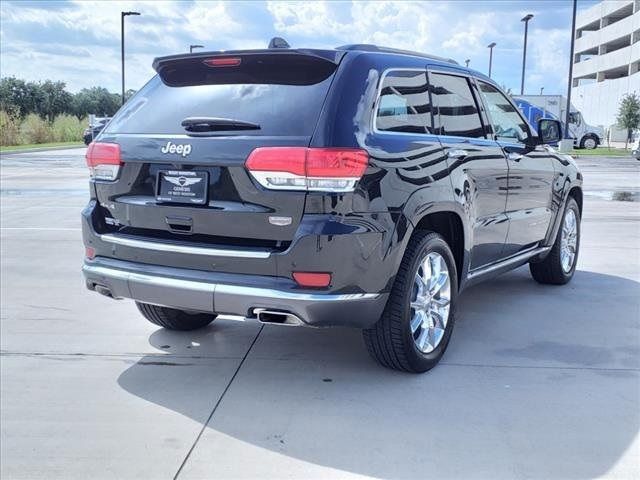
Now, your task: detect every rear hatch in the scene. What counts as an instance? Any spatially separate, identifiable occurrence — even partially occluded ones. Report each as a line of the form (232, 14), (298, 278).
(93, 50), (342, 251)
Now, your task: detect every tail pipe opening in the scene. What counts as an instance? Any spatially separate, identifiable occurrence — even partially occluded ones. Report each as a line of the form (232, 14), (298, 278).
(253, 308), (304, 326)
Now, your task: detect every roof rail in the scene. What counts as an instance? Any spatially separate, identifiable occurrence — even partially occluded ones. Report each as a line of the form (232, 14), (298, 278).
(336, 44), (458, 65)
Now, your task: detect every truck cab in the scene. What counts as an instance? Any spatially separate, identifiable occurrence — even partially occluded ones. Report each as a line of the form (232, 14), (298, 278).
(515, 95), (603, 149)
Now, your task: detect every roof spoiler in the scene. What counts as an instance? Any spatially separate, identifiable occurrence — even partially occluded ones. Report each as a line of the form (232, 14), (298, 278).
(152, 48), (344, 74)
(152, 50), (344, 87)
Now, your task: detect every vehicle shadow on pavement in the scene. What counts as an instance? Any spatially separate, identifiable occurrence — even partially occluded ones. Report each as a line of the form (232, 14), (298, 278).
(118, 268), (639, 479)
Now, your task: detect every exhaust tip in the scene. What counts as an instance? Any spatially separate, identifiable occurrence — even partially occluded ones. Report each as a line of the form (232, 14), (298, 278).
(90, 283), (122, 300)
(94, 284), (114, 298)
(253, 308), (304, 326)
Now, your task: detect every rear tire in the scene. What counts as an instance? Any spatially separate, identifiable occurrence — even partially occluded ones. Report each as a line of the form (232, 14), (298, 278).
(136, 302), (217, 331)
(363, 231), (458, 373)
(530, 197), (580, 285)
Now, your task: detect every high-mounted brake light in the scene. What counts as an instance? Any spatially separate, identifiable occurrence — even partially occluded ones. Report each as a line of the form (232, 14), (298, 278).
(245, 147), (368, 192)
(203, 57), (242, 67)
(85, 142), (123, 181)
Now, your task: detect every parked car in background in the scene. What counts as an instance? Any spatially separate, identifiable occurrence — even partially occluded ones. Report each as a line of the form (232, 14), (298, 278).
(515, 95), (603, 149)
(83, 117), (111, 145)
(632, 136), (640, 159)
(82, 42), (582, 373)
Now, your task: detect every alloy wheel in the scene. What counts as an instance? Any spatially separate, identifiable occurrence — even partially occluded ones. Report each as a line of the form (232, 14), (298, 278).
(560, 209), (578, 273)
(410, 252), (451, 353)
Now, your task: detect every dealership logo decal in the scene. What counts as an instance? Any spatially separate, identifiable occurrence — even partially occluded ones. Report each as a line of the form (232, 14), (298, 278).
(161, 141), (192, 157)
(165, 175), (202, 187)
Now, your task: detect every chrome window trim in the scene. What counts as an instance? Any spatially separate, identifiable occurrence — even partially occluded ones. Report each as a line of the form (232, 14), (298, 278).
(372, 67), (439, 138)
(99, 233), (272, 259)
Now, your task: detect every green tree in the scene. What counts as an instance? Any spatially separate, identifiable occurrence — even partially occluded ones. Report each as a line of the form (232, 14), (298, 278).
(72, 87), (120, 118)
(616, 92), (640, 149)
(0, 77), (38, 116)
(1, 76), (123, 120)
(1, 77), (73, 120)
(37, 80), (73, 121)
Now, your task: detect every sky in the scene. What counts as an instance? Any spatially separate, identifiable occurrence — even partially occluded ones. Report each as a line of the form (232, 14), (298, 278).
(0, 0), (599, 95)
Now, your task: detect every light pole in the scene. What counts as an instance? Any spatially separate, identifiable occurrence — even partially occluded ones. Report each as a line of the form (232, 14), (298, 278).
(465, 59), (470, 68)
(564, 0), (577, 141)
(520, 13), (534, 95)
(190, 44), (204, 53)
(121, 11), (140, 106)
(487, 42), (496, 78)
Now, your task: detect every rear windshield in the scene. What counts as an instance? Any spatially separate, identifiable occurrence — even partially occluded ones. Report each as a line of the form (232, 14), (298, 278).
(105, 57), (336, 137)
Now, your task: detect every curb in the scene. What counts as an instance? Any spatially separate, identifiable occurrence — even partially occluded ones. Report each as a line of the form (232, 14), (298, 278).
(0, 144), (86, 155)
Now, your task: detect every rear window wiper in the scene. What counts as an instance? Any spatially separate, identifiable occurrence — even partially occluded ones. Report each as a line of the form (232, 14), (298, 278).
(181, 117), (260, 133)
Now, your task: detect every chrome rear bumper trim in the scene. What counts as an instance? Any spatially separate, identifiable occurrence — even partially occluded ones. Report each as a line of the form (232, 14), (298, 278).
(83, 263), (378, 302)
(99, 233), (271, 259)
(83, 262), (382, 326)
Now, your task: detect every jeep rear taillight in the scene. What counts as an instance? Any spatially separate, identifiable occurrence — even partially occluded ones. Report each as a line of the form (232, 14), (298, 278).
(85, 142), (123, 181)
(245, 147), (368, 192)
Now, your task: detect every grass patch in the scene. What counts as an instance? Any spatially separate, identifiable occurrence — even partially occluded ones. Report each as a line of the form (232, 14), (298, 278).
(570, 147), (632, 157)
(0, 141), (84, 153)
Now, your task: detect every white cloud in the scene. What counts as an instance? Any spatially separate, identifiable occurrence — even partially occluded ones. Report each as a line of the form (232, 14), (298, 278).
(0, 0), (575, 95)
(268, 1), (344, 37)
(530, 27), (571, 83)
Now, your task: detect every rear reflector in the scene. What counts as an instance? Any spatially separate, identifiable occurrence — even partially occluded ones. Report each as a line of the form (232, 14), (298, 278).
(85, 142), (123, 181)
(203, 57), (242, 67)
(85, 246), (95, 259)
(292, 272), (332, 288)
(245, 147), (368, 192)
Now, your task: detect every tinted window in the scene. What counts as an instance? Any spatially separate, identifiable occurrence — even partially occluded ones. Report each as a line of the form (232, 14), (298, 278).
(569, 112), (581, 126)
(105, 74), (334, 136)
(477, 81), (530, 143)
(157, 53), (336, 87)
(430, 73), (485, 138)
(376, 70), (432, 134)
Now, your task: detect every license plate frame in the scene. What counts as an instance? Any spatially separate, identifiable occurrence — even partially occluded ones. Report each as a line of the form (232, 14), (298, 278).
(156, 170), (209, 205)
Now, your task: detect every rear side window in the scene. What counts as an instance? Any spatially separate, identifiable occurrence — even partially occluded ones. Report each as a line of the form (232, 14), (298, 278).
(430, 73), (485, 138)
(105, 55), (337, 137)
(376, 70), (433, 134)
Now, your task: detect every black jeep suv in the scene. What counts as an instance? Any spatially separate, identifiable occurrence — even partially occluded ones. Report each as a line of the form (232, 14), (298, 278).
(82, 44), (582, 373)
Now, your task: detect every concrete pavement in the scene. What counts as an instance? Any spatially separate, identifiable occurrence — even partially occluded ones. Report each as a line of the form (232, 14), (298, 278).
(1, 149), (639, 479)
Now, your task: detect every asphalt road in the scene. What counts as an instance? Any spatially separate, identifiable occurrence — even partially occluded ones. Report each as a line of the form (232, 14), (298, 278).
(1, 147), (639, 479)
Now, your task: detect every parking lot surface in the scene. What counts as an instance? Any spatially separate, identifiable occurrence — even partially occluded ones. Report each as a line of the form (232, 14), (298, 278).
(1, 148), (639, 479)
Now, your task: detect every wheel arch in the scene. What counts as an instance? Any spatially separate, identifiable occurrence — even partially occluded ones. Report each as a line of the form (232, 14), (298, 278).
(568, 185), (583, 217)
(411, 210), (466, 288)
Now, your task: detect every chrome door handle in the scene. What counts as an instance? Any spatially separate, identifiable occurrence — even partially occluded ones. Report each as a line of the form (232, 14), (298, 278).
(447, 149), (468, 159)
(507, 152), (523, 161)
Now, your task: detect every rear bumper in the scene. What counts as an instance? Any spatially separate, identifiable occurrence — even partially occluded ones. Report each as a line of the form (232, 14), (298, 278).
(83, 257), (387, 328)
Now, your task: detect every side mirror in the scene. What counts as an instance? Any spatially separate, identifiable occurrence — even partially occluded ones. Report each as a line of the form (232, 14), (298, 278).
(537, 118), (562, 145)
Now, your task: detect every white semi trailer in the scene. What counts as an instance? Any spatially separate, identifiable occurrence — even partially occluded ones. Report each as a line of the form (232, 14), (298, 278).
(514, 95), (604, 149)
